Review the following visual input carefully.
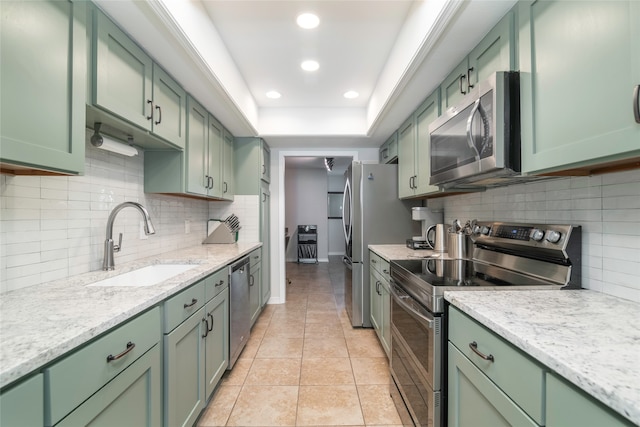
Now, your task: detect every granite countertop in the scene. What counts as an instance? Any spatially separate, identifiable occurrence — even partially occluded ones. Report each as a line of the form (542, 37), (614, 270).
(368, 244), (437, 261)
(0, 242), (261, 389)
(445, 290), (640, 425)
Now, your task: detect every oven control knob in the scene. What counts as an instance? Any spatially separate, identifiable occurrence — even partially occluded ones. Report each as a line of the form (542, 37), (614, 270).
(546, 230), (562, 244)
(472, 225), (481, 235)
(481, 226), (491, 235)
(531, 229), (545, 241)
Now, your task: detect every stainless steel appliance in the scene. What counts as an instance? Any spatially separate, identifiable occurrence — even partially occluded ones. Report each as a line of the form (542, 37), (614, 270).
(389, 221), (582, 427)
(342, 161), (420, 327)
(228, 256), (250, 369)
(429, 72), (522, 189)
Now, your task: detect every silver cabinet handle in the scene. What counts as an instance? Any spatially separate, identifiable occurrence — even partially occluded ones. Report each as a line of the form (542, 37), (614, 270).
(634, 85), (640, 124)
(106, 341), (135, 362)
(469, 341), (495, 362)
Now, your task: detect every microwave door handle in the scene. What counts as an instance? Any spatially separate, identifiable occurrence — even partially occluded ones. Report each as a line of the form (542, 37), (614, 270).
(466, 99), (483, 166)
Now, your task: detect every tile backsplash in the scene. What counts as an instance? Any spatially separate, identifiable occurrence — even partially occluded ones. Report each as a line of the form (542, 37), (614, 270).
(0, 139), (213, 293)
(428, 168), (640, 303)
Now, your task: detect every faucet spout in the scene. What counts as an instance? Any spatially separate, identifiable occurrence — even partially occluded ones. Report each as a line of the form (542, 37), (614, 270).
(103, 202), (156, 270)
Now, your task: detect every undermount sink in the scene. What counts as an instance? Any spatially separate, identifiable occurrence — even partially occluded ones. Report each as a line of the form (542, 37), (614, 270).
(87, 264), (199, 287)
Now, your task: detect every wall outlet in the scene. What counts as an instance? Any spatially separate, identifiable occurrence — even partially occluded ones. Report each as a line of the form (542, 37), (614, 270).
(139, 221), (148, 240)
(185, 219), (191, 234)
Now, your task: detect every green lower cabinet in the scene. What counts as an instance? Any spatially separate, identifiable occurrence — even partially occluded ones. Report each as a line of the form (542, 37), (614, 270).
(519, 0), (640, 174)
(164, 307), (206, 427)
(57, 345), (162, 427)
(0, 0), (86, 175)
(379, 278), (391, 358)
(448, 343), (539, 427)
(249, 254), (262, 327)
(204, 289), (229, 400)
(0, 374), (43, 427)
(546, 373), (635, 427)
(369, 268), (390, 358)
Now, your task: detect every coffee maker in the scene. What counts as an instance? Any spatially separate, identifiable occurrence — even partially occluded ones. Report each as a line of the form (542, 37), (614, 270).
(406, 207), (443, 250)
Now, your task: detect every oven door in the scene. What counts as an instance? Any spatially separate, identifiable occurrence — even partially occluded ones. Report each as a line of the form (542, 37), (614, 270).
(390, 281), (443, 427)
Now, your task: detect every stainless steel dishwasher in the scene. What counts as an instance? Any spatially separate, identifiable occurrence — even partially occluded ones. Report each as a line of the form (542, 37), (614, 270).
(228, 256), (251, 369)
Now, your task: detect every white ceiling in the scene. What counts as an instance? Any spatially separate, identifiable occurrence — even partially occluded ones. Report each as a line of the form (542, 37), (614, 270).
(93, 0), (517, 149)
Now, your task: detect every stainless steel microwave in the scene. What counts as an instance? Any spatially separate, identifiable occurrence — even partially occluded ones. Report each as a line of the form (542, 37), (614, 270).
(429, 72), (520, 188)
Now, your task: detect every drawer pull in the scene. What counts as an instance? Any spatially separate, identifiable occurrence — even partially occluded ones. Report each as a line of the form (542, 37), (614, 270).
(383, 269), (389, 274)
(469, 341), (494, 362)
(184, 298), (198, 309)
(215, 280), (225, 287)
(106, 341), (135, 363)
(208, 313), (214, 332)
(202, 318), (209, 338)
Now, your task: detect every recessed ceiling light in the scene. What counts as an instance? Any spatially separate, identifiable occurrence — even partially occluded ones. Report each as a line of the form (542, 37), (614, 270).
(301, 60), (319, 72)
(296, 13), (319, 29)
(343, 90), (359, 99)
(266, 90), (281, 99)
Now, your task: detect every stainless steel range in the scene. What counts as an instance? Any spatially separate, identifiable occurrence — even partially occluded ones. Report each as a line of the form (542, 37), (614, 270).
(389, 221), (581, 427)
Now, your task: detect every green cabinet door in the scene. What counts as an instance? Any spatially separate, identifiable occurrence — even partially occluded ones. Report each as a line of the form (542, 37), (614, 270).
(186, 97), (208, 196)
(153, 64), (186, 149)
(546, 373), (634, 427)
(379, 278), (391, 359)
(260, 181), (271, 306)
(397, 117), (416, 198)
(519, 0), (640, 174)
(164, 307), (206, 427)
(205, 289), (229, 400)
(379, 132), (399, 164)
(207, 115), (224, 199)
(0, 0), (86, 175)
(414, 90), (441, 195)
(261, 143), (271, 183)
(222, 128), (235, 200)
(441, 59), (470, 112)
(0, 374), (43, 427)
(94, 10), (153, 131)
(249, 262), (262, 326)
(369, 268), (382, 334)
(448, 343), (539, 427)
(468, 10), (516, 88)
(57, 345), (162, 427)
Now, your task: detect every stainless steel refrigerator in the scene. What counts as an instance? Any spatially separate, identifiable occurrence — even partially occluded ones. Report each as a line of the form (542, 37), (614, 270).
(342, 161), (420, 327)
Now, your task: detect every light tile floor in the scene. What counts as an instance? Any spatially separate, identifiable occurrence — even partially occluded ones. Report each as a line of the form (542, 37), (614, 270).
(197, 257), (403, 427)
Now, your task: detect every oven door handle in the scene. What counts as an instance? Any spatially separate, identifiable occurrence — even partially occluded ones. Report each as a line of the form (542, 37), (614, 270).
(390, 281), (435, 328)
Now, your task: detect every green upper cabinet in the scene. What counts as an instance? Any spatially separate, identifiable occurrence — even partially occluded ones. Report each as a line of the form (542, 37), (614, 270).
(90, 9), (186, 150)
(379, 132), (399, 164)
(519, 0), (640, 175)
(0, 0), (86, 175)
(398, 89), (441, 198)
(414, 92), (441, 195)
(145, 96), (232, 200)
(261, 143), (271, 183)
(397, 117), (416, 198)
(441, 10), (516, 111)
(223, 129), (236, 199)
(235, 137), (271, 194)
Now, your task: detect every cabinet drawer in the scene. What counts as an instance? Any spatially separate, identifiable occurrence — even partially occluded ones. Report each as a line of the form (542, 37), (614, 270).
(249, 249), (262, 268)
(369, 251), (382, 274)
(205, 267), (229, 302)
(46, 307), (161, 426)
(370, 251), (390, 281)
(164, 279), (206, 333)
(0, 374), (43, 427)
(448, 306), (545, 424)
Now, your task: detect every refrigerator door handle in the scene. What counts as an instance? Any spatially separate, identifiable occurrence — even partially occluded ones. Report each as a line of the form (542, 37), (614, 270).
(342, 178), (352, 245)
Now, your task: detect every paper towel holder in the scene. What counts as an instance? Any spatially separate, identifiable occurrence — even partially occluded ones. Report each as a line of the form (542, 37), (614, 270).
(90, 122), (138, 157)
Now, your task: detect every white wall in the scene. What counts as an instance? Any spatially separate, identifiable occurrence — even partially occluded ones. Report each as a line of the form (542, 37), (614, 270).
(284, 167), (328, 262)
(428, 168), (640, 303)
(0, 134), (209, 293)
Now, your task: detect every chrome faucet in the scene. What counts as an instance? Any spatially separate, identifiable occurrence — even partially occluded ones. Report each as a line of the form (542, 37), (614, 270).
(103, 202), (156, 270)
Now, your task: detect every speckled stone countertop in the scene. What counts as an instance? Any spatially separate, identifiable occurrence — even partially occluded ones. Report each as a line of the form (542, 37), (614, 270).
(0, 242), (261, 389)
(368, 244), (438, 261)
(445, 290), (640, 425)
